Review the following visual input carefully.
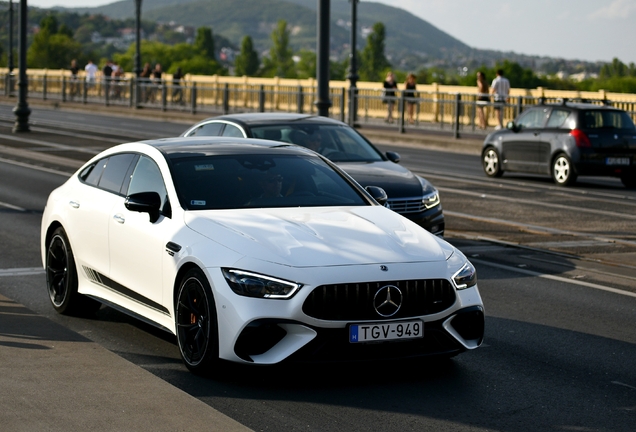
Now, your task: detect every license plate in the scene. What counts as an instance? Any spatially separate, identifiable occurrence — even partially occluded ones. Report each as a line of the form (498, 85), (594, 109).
(349, 320), (423, 343)
(606, 157), (630, 166)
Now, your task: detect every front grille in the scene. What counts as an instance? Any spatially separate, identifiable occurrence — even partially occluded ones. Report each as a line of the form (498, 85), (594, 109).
(302, 279), (456, 321)
(386, 198), (424, 214)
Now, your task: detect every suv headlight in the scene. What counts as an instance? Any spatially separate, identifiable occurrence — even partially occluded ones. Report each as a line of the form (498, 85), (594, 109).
(453, 262), (477, 290)
(222, 269), (302, 299)
(422, 191), (440, 209)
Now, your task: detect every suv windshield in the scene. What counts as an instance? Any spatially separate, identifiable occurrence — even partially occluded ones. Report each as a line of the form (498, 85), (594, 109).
(170, 153), (369, 210)
(250, 124), (384, 162)
(582, 110), (636, 130)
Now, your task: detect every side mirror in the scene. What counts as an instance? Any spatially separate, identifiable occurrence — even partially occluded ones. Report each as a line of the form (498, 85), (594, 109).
(506, 121), (517, 132)
(365, 186), (388, 206)
(125, 192), (161, 223)
(385, 151), (401, 163)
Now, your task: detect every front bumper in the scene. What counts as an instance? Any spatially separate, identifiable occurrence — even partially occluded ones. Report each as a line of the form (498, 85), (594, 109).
(399, 204), (445, 236)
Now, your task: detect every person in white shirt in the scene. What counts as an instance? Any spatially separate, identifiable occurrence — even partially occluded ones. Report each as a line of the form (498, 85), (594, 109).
(84, 60), (98, 89)
(490, 69), (510, 129)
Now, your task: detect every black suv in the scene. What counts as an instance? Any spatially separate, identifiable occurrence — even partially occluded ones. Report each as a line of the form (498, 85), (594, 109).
(481, 101), (636, 188)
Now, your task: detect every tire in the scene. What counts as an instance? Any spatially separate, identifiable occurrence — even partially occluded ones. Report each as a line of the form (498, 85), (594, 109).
(621, 174), (636, 189)
(552, 153), (577, 186)
(482, 147), (503, 178)
(175, 268), (219, 375)
(46, 227), (101, 316)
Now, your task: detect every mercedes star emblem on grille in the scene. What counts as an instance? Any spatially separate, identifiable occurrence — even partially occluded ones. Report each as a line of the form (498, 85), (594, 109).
(373, 285), (403, 317)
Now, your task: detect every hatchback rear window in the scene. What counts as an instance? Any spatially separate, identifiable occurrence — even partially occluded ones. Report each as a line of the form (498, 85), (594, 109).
(582, 110), (636, 130)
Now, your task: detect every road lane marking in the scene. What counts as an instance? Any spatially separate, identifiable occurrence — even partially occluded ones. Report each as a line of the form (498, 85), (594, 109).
(0, 156), (73, 177)
(471, 258), (636, 298)
(0, 132), (101, 155)
(0, 267), (45, 277)
(0, 200), (26, 211)
(446, 210), (636, 247)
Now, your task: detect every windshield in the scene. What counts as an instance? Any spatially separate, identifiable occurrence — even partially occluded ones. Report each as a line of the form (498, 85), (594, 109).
(170, 153), (369, 210)
(582, 110), (636, 130)
(250, 124), (384, 162)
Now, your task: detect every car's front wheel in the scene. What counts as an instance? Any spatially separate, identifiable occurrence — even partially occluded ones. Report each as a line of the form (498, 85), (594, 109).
(175, 268), (219, 374)
(482, 147), (503, 178)
(46, 227), (101, 315)
(552, 154), (577, 186)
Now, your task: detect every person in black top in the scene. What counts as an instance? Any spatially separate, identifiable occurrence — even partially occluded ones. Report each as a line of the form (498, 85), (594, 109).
(382, 71), (398, 123)
(172, 67), (184, 104)
(102, 60), (113, 97)
(404, 73), (418, 124)
(69, 59), (79, 99)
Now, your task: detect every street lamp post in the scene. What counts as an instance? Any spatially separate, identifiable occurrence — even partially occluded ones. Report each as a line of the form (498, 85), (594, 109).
(12, 0), (29, 132)
(315, 0), (332, 117)
(8, 0), (14, 73)
(134, 0), (142, 77)
(347, 0), (359, 126)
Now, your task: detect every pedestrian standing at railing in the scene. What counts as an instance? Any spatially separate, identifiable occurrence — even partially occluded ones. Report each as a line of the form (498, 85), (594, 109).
(476, 71), (489, 129)
(490, 69), (510, 129)
(69, 59), (79, 100)
(140, 62), (152, 102)
(404, 73), (418, 124)
(382, 71), (398, 123)
(102, 60), (113, 98)
(152, 64), (163, 103)
(172, 67), (184, 104)
(85, 60), (98, 91)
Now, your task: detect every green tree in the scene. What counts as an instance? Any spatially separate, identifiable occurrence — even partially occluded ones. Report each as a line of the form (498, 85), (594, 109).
(262, 20), (296, 78)
(295, 50), (316, 79)
(235, 36), (260, 76)
(194, 27), (215, 60)
(359, 22), (391, 82)
(27, 16), (82, 69)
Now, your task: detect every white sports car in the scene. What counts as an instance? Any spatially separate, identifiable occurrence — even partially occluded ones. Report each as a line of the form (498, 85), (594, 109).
(41, 137), (484, 373)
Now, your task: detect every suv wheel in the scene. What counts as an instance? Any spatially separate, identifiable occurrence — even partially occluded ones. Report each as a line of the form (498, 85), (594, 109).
(552, 154), (577, 186)
(482, 147), (503, 178)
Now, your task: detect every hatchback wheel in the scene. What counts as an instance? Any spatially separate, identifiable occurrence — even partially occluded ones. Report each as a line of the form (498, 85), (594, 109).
(552, 154), (577, 186)
(46, 227), (101, 315)
(482, 147), (503, 178)
(176, 269), (219, 374)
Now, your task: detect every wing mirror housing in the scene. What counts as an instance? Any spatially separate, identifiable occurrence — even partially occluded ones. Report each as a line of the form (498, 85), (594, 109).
(506, 121), (518, 132)
(386, 151), (401, 163)
(125, 192), (161, 223)
(365, 186), (388, 206)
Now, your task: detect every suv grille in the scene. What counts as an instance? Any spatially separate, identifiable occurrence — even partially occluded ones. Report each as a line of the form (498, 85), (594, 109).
(386, 198), (424, 214)
(302, 279), (456, 321)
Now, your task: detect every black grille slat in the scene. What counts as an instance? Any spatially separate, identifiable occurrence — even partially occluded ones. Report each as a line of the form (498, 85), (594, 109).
(303, 279), (455, 321)
(387, 198), (425, 214)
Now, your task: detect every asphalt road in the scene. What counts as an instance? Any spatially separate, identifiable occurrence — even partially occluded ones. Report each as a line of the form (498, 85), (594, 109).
(0, 104), (634, 431)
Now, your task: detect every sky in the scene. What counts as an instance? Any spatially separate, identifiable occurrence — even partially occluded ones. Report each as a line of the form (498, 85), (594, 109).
(26, 0), (636, 65)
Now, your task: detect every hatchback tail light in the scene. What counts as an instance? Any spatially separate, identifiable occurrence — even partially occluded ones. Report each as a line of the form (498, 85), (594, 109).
(570, 129), (591, 148)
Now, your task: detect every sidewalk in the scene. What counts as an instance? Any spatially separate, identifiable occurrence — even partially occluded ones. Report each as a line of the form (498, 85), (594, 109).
(0, 293), (252, 432)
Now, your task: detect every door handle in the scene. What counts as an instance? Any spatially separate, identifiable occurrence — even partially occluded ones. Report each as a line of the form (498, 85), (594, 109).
(113, 214), (125, 224)
(69, 201), (80, 209)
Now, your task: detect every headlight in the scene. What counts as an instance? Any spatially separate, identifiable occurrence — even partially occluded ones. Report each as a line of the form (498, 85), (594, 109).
(422, 191), (440, 209)
(453, 262), (477, 290)
(417, 176), (441, 209)
(222, 269), (302, 299)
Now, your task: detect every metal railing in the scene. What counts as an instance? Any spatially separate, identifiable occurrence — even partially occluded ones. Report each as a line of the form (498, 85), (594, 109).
(3, 73), (635, 138)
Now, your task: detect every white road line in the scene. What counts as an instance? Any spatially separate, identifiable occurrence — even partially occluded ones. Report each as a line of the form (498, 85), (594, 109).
(0, 157), (72, 177)
(472, 258), (636, 298)
(0, 200), (26, 211)
(446, 210), (636, 247)
(0, 267), (45, 277)
(0, 132), (100, 155)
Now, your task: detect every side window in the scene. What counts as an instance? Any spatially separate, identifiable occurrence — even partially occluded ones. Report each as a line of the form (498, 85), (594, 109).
(517, 108), (547, 129)
(97, 153), (137, 194)
(80, 159), (107, 186)
(546, 109), (571, 128)
(221, 124), (244, 138)
(190, 122), (223, 136)
(127, 155), (169, 212)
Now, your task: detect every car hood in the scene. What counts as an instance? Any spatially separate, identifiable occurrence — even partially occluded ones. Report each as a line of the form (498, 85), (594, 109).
(336, 161), (423, 198)
(184, 206), (446, 267)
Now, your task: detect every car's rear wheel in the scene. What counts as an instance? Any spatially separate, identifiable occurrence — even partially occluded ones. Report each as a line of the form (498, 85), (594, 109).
(621, 173), (636, 189)
(46, 227), (101, 315)
(552, 154), (577, 186)
(482, 147), (503, 178)
(176, 268), (219, 374)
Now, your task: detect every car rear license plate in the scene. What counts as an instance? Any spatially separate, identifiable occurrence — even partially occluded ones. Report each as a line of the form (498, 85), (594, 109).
(606, 157), (630, 166)
(349, 320), (423, 343)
